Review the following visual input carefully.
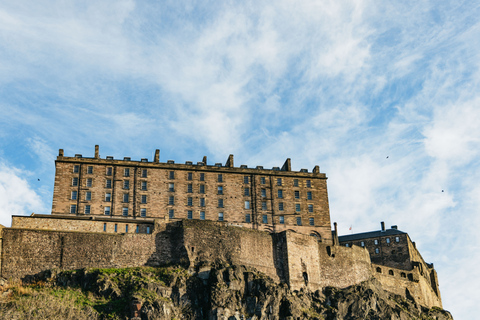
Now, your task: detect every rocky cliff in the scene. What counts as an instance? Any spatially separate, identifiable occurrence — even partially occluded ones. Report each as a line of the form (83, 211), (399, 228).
(0, 264), (452, 320)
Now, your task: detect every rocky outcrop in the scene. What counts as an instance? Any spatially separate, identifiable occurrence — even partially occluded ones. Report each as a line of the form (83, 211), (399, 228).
(25, 264), (452, 320)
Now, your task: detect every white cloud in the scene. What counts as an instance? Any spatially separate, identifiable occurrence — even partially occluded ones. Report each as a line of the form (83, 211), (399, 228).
(0, 163), (45, 227)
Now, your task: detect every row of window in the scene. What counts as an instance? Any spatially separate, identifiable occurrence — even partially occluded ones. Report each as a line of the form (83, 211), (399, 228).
(72, 178), (315, 201)
(244, 200), (313, 212)
(70, 204), (148, 217)
(72, 166), (315, 188)
(344, 237), (401, 249)
(103, 223), (150, 234)
(73, 165), (149, 178)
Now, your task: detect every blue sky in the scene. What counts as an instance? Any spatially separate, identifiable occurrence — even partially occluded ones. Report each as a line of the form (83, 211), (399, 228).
(0, 1), (479, 318)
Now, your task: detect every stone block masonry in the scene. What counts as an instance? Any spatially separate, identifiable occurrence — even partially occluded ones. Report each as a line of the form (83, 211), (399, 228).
(52, 146), (332, 242)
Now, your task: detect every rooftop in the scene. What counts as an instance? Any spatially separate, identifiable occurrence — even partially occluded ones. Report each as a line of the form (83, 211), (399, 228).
(338, 223), (406, 242)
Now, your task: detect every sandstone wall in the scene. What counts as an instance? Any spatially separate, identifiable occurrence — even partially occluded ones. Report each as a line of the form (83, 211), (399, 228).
(1, 228), (157, 280)
(316, 243), (372, 289)
(372, 264), (442, 308)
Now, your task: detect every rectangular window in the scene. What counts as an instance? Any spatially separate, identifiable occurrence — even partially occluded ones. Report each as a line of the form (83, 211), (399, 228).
(306, 180), (311, 188)
(307, 191), (312, 200)
(244, 188), (250, 196)
(84, 205), (90, 214)
(245, 201), (250, 209)
(122, 207), (128, 216)
(168, 196), (174, 205)
(169, 183), (175, 192)
(86, 178), (92, 187)
(279, 216), (284, 224)
(104, 206), (111, 215)
(124, 168), (130, 177)
(277, 178), (282, 186)
(187, 197), (193, 206)
(126, 225), (129, 233)
(294, 190), (300, 199)
(386, 238), (391, 244)
(123, 180), (130, 189)
(200, 198), (205, 207)
(374, 239), (379, 245)
(261, 189), (266, 197)
(187, 184), (193, 193)
(106, 167), (112, 176)
(169, 171), (175, 179)
(296, 217), (302, 226)
(245, 214), (251, 223)
(72, 177), (78, 186)
(279, 202), (284, 211)
(73, 165), (79, 173)
(361, 241), (365, 247)
(199, 184), (205, 194)
(106, 179), (112, 188)
(218, 199), (224, 208)
(187, 172), (193, 180)
(142, 169), (147, 178)
(123, 193), (129, 203)
(87, 166), (93, 174)
(86, 191), (91, 201)
(218, 212), (224, 221)
(104, 223), (107, 232)
(278, 190), (283, 198)
(218, 174), (223, 182)
(70, 204), (77, 214)
(395, 237), (400, 242)
(262, 201), (267, 210)
(308, 204), (313, 212)
(141, 181), (147, 190)
(71, 191), (77, 200)
(169, 209), (174, 218)
(375, 248), (379, 254)
(309, 217), (314, 226)
(260, 177), (266, 184)
(200, 173), (205, 181)
(295, 203), (301, 212)
(200, 211), (205, 220)
(293, 179), (299, 187)
(262, 215), (268, 224)
(142, 195), (147, 204)
(147, 226), (151, 234)
(187, 210), (193, 219)
(105, 193), (111, 202)
(114, 224), (118, 232)
(244, 176), (249, 184)
(141, 208), (146, 217)
(136, 225), (139, 233)
(217, 186), (223, 194)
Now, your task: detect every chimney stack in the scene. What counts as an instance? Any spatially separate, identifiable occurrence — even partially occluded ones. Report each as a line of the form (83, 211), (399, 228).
(381, 221), (385, 232)
(95, 145), (99, 159)
(154, 149), (160, 163)
(58, 149), (64, 157)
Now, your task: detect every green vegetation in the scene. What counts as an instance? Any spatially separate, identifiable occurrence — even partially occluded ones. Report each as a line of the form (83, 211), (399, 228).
(0, 266), (188, 320)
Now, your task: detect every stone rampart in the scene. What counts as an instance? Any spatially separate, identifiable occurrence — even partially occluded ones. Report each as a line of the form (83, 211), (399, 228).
(372, 264), (442, 308)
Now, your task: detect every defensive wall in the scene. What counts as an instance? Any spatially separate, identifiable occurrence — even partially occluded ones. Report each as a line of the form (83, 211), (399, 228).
(372, 264), (442, 309)
(1, 217), (370, 292)
(0, 216), (442, 308)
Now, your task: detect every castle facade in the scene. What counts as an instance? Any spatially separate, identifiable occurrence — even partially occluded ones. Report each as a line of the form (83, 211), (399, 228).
(0, 147), (443, 310)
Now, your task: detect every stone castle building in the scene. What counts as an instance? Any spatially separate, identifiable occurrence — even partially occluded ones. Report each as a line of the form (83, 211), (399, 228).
(0, 146), (443, 310)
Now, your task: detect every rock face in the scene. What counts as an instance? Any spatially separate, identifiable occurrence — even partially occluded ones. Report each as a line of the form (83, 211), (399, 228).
(31, 264), (452, 320)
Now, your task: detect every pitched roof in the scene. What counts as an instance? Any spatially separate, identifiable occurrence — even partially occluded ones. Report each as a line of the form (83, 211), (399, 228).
(338, 228), (406, 242)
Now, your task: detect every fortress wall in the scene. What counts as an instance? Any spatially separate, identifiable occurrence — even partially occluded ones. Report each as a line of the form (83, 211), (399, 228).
(181, 220), (280, 282)
(372, 264), (442, 309)
(11, 216), (153, 234)
(1, 228), (157, 280)
(316, 244), (372, 289)
(281, 231), (322, 291)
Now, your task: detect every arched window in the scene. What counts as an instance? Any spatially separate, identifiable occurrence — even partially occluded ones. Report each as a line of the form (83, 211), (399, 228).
(376, 267), (382, 273)
(389, 270), (394, 276)
(401, 272), (406, 278)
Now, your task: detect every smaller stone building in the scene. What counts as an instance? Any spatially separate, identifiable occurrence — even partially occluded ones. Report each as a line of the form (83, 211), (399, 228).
(339, 222), (442, 308)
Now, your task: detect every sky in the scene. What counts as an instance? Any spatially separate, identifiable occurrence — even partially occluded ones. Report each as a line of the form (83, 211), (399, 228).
(0, 1), (479, 318)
